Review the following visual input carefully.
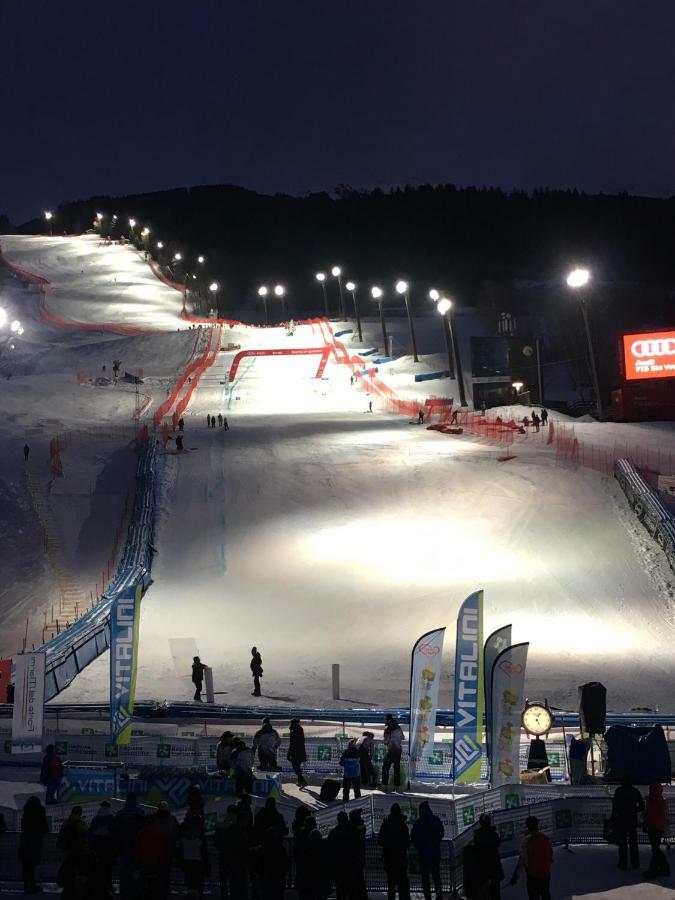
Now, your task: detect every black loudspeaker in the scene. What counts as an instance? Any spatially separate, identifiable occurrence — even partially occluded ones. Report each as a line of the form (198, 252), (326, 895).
(579, 682), (607, 735)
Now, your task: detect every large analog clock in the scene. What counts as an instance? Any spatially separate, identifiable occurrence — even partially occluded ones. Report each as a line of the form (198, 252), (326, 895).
(522, 701), (553, 736)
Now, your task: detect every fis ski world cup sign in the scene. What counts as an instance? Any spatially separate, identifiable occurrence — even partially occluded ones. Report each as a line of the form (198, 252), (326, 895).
(11, 652), (46, 753)
(409, 627), (445, 776)
(623, 330), (675, 381)
(110, 582), (143, 745)
(453, 590), (484, 782)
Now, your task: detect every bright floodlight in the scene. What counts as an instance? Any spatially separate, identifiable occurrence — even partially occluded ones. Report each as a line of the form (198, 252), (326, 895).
(0, 309), (6, 327)
(141, 227), (150, 236)
(10, 320), (21, 332)
(395, 280), (408, 294)
(274, 284), (285, 297)
(198, 255), (205, 264)
(209, 282), (219, 292)
(512, 381), (524, 391)
(112, 214), (118, 220)
(331, 266), (342, 277)
(44, 211), (53, 220)
(371, 286), (383, 299)
(429, 288), (440, 301)
(346, 281), (356, 292)
(567, 267), (590, 289)
(17, 326), (24, 335)
(437, 297), (452, 315)
(174, 252), (182, 261)
(316, 272), (326, 282)
(96, 212), (104, 221)
(258, 286), (268, 297)
(157, 241), (164, 249)
(129, 218), (136, 228)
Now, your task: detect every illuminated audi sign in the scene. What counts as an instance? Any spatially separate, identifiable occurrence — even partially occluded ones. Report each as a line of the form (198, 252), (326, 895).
(623, 329), (675, 380)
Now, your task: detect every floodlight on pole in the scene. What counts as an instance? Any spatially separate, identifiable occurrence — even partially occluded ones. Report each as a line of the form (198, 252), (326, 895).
(371, 286), (388, 351)
(332, 266), (345, 318)
(429, 288), (440, 301)
(10, 320), (21, 332)
(96, 212), (104, 221)
(174, 253), (182, 261)
(345, 281), (362, 342)
(129, 218), (136, 229)
(437, 297), (452, 316)
(567, 266), (602, 419)
(198, 256), (205, 264)
(17, 326), (24, 336)
(257, 286), (269, 323)
(316, 273), (329, 317)
(274, 284), (286, 320)
(141, 227), (150, 237)
(394, 280), (419, 362)
(157, 241), (164, 249)
(430, 292), (465, 404)
(44, 211), (53, 236)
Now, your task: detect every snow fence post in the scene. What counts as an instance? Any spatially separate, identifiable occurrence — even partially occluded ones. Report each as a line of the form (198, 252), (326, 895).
(204, 666), (215, 704)
(332, 664), (340, 700)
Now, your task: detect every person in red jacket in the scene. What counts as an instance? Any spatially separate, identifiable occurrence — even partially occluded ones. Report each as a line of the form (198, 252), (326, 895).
(643, 782), (670, 879)
(510, 816), (553, 900)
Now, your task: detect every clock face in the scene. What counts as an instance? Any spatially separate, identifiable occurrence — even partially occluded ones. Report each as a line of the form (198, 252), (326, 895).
(522, 704), (552, 736)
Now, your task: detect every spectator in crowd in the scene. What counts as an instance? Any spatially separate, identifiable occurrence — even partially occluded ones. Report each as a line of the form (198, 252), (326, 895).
(114, 792), (146, 899)
(179, 812), (211, 898)
(218, 414), (223, 427)
(88, 800), (116, 893)
(288, 718), (308, 788)
(217, 731), (235, 776)
(24, 443), (30, 461)
(135, 801), (179, 900)
(612, 776), (645, 870)
(186, 784), (205, 821)
(301, 826), (331, 900)
(411, 800), (445, 900)
(192, 656), (207, 703)
(57, 805), (88, 856)
(18, 796), (49, 895)
(254, 797), (289, 843)
(382, 715), (404, 790)
(356, 731), (377, 788)
(253, 716), (281, 771)
(214, 805), (250, 900)
(339, 738), (362, 801)
(470, 813), (503, 900)
(378, 803), (411, 900)
(39, 743), (64, 804)
(349, 808), (368, 900)
(328, 811), (357, 900)
(292, 806), (311, 892)
(257, 826), (289, 900)
(231, 739), (254, 795)
(250, 647), (263, 697)
(643, 782), (670, 879)
(56, 836), (98, 900)
(540, 409), (548, 425)
(510, 816), (553, 900)
(531, 411), (540, 432)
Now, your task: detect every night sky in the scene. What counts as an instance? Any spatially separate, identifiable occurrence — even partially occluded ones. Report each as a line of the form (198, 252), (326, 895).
(1, 0), (673, 224)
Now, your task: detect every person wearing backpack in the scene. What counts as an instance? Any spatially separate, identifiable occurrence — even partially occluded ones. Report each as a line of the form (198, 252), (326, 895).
(339, 739), (362, 802)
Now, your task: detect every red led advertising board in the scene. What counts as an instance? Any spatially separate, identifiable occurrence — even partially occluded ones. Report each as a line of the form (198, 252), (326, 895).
(623, 330), (675, 381)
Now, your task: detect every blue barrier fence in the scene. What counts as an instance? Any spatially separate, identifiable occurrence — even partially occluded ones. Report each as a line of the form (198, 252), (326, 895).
(39, 439), (158, 701)
(414, 369), (451, 383)
(614, 458), (675, 573)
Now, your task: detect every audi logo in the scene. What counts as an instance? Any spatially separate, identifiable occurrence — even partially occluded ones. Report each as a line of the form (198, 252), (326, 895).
(631, 339), (675, 358)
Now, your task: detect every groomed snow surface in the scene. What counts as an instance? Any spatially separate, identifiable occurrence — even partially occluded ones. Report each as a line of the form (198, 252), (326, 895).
(1, 235), (674, 715)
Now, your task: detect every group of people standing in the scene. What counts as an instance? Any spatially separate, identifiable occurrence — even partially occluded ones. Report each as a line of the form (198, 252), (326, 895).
(207, 413), (229, 429)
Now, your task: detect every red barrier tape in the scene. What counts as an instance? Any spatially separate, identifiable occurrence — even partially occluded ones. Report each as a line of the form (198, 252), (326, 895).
(228, 346), (330, 382)
(154, 326), (222, 427)
(172, 326), (223, 426)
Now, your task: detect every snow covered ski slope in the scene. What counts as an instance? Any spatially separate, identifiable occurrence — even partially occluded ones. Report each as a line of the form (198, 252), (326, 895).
(2, 234), (674, 713)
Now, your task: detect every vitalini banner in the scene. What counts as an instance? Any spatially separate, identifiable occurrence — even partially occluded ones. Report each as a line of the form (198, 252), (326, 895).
(11, 652), (46, 753)
(490, 642), (529, 787)
(453, 590), (484, 782)
(409, 627), (445, 776)
(483, 624), (512, 773)
(110, 582), (143, 745)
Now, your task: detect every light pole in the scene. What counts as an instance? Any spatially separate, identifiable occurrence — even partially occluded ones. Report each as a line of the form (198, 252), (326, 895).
(129, 218), (137, 242)
(430, 289), (466, 407)
(209, 281), (220, 315)
(332, 266), (345, 318)
(274, 284), (286, 320)
(395, 280), (419, 363)
(567, 267), (602, 420)
(44, 211), (53, 236)
(258, 286), (269, 324)
(371, 286), (388, 352)
(346, 281), (363, 342)
(315, 273), (329, 317)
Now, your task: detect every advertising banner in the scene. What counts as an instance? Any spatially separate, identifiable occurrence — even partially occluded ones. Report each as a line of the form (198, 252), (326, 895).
(453, 590), (484, 782)
(409, 627), (445, 775)
(483, 625), (512, 771)
(623, 330), (675, 381)
(11, 652), (46, 753)
(110, 582), (143, 745)
(490, 642), (529, 787)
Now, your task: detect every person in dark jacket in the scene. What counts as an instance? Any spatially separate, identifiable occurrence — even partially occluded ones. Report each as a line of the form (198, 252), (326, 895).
(135, 802), (179, 900)
(382, 715), (404, 789)
(378, 803), (411, 900)
(250, 647), (263, 696)
(56, 842), (98, 900)
(356, 731), (377, 788)
(114, 792), (146, 899)
(510, 816), (553, 900)
(18, 796), (49, 894)
(411, 800), (445, 900)
(299, 826), (331, 900)
(349, 809), (368, 900)
(288, 718), (308, 787)
(88, 800), (115, 891)
(471, 813), (503, 900)
(254, 797), (288, 843)
(179, 812), (211, 898)
(192, 656), (206, 702)
(24, 443), (30, 461)
(216, 731), (235, 775)
(540, 409), (548, 425)
(231, 740), (254, 795)
(178, 417), (185, 432)
(643, 782), (670, 879)
(40, 743), (63, 804)
(328, 811), (357, 900)
(292, 806), (311, 892)
(612, 776), (645, 870)
(57, 806), (88, 856)
(339, 739), (362, 801)
(218, 414), (223, 427)
(257, 827), (289, 900)
(253, 716), (281, 771)
(214, 805), (250, 900)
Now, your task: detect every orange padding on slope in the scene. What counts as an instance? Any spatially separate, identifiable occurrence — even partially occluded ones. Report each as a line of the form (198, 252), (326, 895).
(171, 327), (223, 427)
(153, 326), (222, 427)
(146, 258), (185, 294)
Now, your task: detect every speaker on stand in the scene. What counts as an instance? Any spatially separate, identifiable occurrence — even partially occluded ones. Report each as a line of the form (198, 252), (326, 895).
(579, 681), (607, 777)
